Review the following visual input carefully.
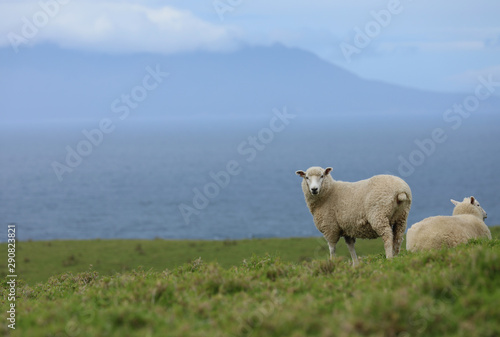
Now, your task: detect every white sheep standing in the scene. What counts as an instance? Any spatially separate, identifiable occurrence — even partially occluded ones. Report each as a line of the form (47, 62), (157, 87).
(296, 166), (412, 265)
(406, 196), (491, 252)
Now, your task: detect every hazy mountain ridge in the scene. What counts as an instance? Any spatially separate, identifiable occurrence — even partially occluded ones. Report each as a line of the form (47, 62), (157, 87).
(1, 44), (497, 121)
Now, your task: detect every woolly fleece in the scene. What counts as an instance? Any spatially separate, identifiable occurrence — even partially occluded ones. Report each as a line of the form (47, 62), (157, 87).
(406, 196), (491, 252)
(296, 166), (412, 264)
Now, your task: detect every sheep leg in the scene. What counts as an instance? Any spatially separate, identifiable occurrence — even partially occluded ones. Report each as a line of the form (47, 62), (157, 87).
(392, 220), (407, 256)
(382, 230), (394, 259)
(327, 241), (336, 260)
(371, 218), (394, 259)
(324, 231), (341, 261)
(344, 236), (359, 266)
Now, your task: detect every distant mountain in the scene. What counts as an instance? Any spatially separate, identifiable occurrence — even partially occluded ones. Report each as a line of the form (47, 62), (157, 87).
(1, 44), (498, 121)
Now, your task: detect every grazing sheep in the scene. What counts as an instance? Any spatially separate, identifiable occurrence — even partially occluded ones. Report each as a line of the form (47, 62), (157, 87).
(406, 196), (491, 252)
(296, 166), (412, 265)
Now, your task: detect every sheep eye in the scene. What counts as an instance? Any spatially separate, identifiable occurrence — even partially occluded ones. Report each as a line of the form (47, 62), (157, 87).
(305, 177), (309, 180)
(321, 175), (324, 178)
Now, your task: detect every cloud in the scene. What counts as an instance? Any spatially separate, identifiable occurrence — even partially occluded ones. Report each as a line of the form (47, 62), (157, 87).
(450, 65), (500, 90)
(0, 1), (240, 54)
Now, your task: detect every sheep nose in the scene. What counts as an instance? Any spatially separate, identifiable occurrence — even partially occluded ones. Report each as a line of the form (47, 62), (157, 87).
(311, 187), (318, 194)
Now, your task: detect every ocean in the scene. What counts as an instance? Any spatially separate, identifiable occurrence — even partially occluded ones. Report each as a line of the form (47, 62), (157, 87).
(1, 111), (499, 242)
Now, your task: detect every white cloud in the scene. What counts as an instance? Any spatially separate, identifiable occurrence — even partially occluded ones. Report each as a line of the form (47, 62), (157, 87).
(450, 65), (500, 91)
(0, 1), (240, 54)
(1, 0), (499, 93)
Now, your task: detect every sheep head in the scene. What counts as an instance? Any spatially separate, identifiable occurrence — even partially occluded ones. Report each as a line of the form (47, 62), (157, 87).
(296, 166), (332, 195)
(451, 196), (487, 220)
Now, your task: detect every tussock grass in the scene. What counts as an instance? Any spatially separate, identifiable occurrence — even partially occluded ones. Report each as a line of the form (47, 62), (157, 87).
(1, 229), (499, 336)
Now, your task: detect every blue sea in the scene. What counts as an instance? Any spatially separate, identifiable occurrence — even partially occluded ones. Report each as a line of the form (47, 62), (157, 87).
(1, 111), (499, 242)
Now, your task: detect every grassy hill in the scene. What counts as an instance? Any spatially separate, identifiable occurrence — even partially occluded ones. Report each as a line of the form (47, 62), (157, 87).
(1, 227), (499, 336)
(2, 236), (388, 285)
(4, 226), (500, 286)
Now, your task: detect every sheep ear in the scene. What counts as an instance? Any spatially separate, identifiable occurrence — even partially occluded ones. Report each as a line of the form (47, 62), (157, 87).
(296, 170), (306, 177)
(450, 199), (459, 206)
(470, 196), (475, 204)
(324, 167), (333, 175)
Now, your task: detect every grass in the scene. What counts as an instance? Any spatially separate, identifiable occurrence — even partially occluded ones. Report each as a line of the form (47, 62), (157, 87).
(1, 236), (387, 285)
(1, 226), (499, 336)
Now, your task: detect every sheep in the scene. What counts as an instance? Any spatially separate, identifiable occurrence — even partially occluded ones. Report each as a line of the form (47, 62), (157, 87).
(406, 196), (491, 252)
(295, 166), (412, 265)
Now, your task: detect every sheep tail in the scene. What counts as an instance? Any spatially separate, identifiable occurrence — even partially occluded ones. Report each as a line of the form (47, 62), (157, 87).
(397, 192), (409, 203)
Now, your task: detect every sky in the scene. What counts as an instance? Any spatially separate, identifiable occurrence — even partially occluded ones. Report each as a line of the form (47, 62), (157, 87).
(1, 0), (499, 93)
